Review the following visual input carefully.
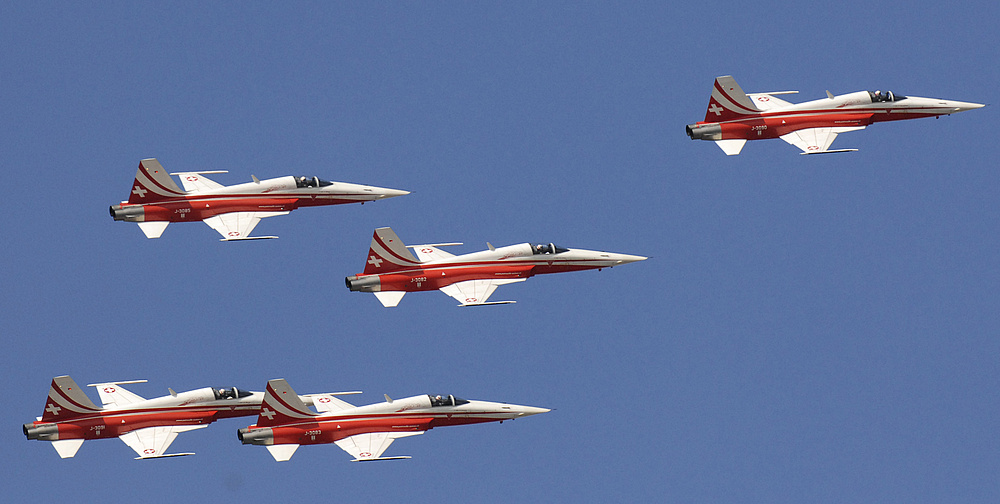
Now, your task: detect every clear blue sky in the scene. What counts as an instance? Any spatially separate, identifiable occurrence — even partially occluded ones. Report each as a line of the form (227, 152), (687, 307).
(2, 2), (998, 502)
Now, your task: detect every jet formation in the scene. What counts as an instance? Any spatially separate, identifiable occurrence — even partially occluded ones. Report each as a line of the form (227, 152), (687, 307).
(110, 158), (408, 240)
(24, 376), (546, 460)
(345, 227), (647, 306)
(686, 76), (984, 155)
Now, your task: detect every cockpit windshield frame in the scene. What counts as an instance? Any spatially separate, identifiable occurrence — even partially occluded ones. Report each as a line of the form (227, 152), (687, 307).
(868, 90), (906, 103)
(295, 176), (334, 188)
(428, 394), (470, 407)
(214, 387), (253, 400)
(531, 243), (569, 255)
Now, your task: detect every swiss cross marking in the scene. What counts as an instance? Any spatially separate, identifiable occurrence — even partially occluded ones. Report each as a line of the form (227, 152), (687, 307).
(144, 448), (155, 454)
(317, 397), (331, 403)
(260, 407), (276, 420)
(359, 451), (372, 458)
(132, 185), (148, 198)
(104, 387), (116, 393)
(45, 403), (62, 416)
(708, 103), (724, 116)
(368, 255), (383, 268)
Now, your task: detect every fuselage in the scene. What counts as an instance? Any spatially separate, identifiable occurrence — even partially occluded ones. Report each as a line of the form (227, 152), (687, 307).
(111, 176), (408, 224)
(688, 91), (984, 142)
(347, 243), (647, 293)
(239, 394), (548, 447)
(24, 387), (264, 442)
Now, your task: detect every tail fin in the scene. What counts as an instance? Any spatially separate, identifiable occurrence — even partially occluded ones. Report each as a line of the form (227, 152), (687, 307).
(127, 159), (186, 204)
(41, 376), (101, 422)
(704, 76), (760, 122)
(256, 379), (318, 427)
(363, 227), (422, 275)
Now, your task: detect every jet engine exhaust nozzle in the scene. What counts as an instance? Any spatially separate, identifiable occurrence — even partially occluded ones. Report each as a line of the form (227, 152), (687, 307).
(238, 427), (273, 446)
(345, 275), (381, 292)
(686, 123), (722, 141)
(24, 423), (59, 441)
(110, 204), (145, 222)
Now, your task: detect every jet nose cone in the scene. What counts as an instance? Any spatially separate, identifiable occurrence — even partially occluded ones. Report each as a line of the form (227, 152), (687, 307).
(611, 253), (648, 265)
(946, 100), (985, 113)
(375, 188), (410, 199)
(515, 406), (551, 417)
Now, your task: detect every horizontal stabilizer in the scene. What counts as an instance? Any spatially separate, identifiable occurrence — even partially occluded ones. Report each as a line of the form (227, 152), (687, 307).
(459, 301), (517, 307)
(714, 139), (747, 156)
(52, 439), (84, 458)
(137, 221), (169, 239)
(352, 456), (412, 462)
(266, 444), (299, 462)
(373, 291), (406, 307)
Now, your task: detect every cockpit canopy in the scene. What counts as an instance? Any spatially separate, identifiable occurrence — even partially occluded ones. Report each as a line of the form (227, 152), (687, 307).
(295, 176), (334, 188)
(428, 394), (470, 407)
(531, 243), (569, 255)
(869, 90), (906, 103)
(214, 387), (253, 400)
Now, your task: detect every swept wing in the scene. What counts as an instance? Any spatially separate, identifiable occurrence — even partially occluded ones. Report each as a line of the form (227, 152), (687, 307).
(119, 425), (208, 459)
(409, 243), (461, 262)
(746, 92), (795, 111)
(203, 211), (289, 240)
(439, 278), (526, 306)
(170, 171), (227, 192)
(335, 431), (425, 461)
(779, 126), (866, 154)
(88, 380), (147, 407)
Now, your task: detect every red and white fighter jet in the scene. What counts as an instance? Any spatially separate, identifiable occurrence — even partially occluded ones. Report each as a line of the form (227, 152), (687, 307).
(345, 227), (647, 307)
(23, 375), (358, 459)
(110, 158), (409, 240)
(686, 75), (984, 155)
(238, 379), (549, 462)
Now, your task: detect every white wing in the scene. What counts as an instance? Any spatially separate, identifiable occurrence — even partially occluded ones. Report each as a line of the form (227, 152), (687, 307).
(119, 425), (207, 459)
(780, 126), (865, 154)
(334, 431), (424, 461)
(439, 279), (526, 306)
(410, 246), (456, 262)
(746, 93), (793, 111)
(308, 394), (355, 413)
(88, 382), (146, 407)
(203, 211), (288, 240)
(173, 172), (225, 192)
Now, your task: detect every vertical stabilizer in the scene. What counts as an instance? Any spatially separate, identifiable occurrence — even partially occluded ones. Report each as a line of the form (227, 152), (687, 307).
(363, 227), (421, 275)
(42, 376), (101, 422)
(127, 158), (186, 204)
(705, 76), (760, 122)
(257, 379), (318, 427)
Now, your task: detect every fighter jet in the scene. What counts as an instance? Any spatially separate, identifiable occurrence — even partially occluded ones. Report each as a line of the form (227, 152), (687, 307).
(345, 227), (647, 307)
(238, 379), (549, 462)
(686, 75), (984, 155)
(23, 375), (358, 459)
(110, 158), (409, 240)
